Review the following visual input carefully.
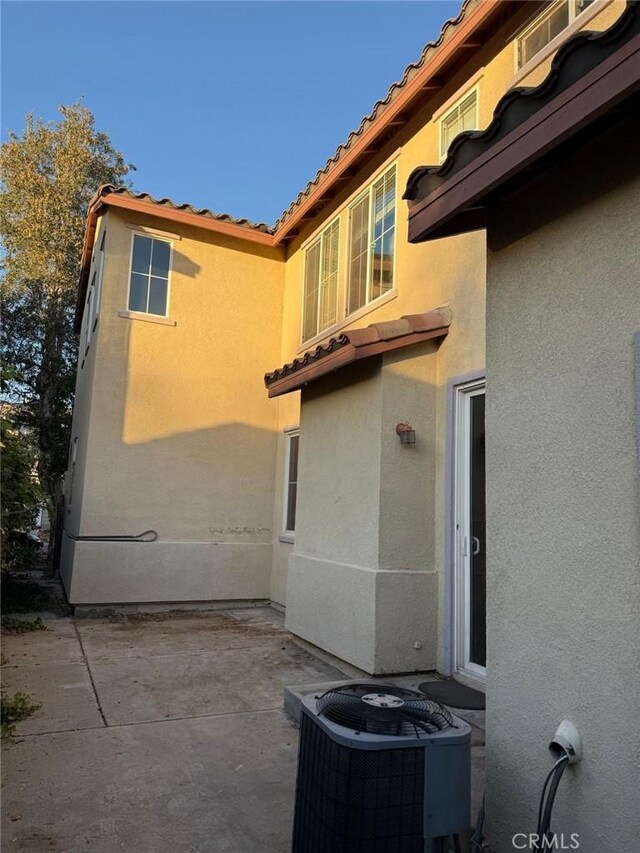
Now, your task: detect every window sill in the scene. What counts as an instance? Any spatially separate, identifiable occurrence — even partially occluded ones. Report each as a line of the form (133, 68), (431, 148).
(509, 0), (613, 88)
(297, 288), (398, 354)
(278, 534), (295, 545)
(118, 310), (177, 327)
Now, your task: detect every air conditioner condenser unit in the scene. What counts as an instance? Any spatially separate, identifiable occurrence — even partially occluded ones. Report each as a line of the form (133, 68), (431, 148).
(292, 683), (471, 853)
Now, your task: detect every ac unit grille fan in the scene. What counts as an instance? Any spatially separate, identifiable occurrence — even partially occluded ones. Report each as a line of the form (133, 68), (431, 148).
(317, 683), (454, 737)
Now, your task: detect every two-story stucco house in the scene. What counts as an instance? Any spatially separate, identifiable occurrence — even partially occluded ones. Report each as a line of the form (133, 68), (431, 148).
(63, 0), (628, 673)
(61, 1), (638, 847)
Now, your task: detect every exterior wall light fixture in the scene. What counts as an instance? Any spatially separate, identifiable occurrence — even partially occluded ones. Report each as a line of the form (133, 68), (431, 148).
(395, 422), (416, 445)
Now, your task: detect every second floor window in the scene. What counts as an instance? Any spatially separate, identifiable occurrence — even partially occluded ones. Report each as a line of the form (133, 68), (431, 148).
(347, 164), (396, 315)
(517, 0), (595, 70)
(440, 89), (478, 160)
(302, 219), (339, 342)
(128, 234), (171, 317)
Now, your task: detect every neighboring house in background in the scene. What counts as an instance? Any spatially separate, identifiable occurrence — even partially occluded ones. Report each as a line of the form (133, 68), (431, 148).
(406, 3), (639, 850)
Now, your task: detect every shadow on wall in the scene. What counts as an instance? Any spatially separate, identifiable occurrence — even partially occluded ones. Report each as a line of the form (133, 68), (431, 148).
(81, 286), (283, 544)
(295, 341), (444, 574)
(170, 248), (201, 279)
(83, 420), (280, 544)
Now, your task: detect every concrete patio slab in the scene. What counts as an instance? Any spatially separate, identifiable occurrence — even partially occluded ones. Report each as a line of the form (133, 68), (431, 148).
(1, 606), (486, 850)
(1, 661), (104, 735)
(1, 619), (83, 667)
(75, 610), (287, 661)
(2, 709), (298, 853)
(90, 638), (344, 726)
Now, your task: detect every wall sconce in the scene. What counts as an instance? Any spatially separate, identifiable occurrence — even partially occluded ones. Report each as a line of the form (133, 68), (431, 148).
(395, 422), (416, 445)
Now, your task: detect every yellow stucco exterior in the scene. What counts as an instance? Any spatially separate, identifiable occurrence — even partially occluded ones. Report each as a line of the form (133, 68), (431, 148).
(62, 0), (627, 676)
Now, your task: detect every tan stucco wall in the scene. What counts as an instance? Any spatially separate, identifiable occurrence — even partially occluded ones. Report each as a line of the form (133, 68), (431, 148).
(64, 0), (630, 671)
(485, 143), (640, 849)
(60, 216), (108, 591)
(286, 356), (441, 673)
(275, 13), (521, 657)
(279, 0), (630, 671)
(63, 209), (285, 603)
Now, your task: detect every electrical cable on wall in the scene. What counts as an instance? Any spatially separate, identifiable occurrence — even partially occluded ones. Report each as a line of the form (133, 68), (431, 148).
(63, 529), (157, 542)
(535, 753), (569, 850)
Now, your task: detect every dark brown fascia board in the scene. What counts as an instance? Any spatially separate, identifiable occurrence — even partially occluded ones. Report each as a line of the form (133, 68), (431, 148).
(102, 193), (276, 246)
(74, 198), (102, 332)
(266, 326), (448, 398)
(408, 29), (640, 244)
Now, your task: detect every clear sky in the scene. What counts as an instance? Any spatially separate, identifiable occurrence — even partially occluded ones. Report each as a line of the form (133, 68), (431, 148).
(2, 1), (461, 225)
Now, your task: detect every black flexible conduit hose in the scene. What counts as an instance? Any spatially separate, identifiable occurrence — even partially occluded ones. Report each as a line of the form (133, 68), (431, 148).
(63, 529), (157, 543)
(535, 754), (569, 849)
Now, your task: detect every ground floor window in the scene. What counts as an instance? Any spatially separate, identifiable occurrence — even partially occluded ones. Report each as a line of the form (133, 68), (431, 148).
(283, 430), (299, 536)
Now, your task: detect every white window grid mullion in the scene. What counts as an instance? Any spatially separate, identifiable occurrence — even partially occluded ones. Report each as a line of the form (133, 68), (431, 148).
(316, 230), (324, 337)
(366, 185), (373, 305)
(146, 241), (153, 314)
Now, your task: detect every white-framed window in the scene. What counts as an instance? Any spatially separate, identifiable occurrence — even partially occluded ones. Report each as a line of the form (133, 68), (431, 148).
(302, 219), (339, 343)
(282, 430), (299, 536)
(516, 0), (595, 69)
(67, 437), (78, 509)
(84, 274), (95, 353)
(347, 164), (396, 316)
(128, 233), (171, 317)
(439, 88), (478, 161)
(94, 230), (106, 321)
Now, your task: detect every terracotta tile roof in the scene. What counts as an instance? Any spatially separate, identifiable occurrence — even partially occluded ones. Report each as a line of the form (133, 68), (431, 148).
(404, 0), (639, 209)
(274, 0), (486, 229)
(76, 0), (506, 329)
(74, 184), (275, 331)
(95, 184), (274, 234)
(264, 307), (452, 398)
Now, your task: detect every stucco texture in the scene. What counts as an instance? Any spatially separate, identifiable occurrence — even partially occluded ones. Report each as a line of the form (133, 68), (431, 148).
(63, 209), (285, 603)
(485, 145), (640, 848)
(274, 10), (524, 668)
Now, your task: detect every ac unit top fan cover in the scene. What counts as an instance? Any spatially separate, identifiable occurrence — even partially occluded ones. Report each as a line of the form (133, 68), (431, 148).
(305, 682), (470, 749)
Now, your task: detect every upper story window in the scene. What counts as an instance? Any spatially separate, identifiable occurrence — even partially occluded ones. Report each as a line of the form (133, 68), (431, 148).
(302, 218), (339, 343)
(516, 0), (595, 69)
(95, 230), (106, 319)
(439, 89), (478, 161)
(128, 234), (171, 317)
(347, 164), (396, 316)
(84, 274), (94, 354)
(83, 230), (106, 358)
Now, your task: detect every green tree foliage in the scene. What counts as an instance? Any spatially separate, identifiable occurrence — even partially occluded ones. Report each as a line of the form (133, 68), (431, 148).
(1, 364), (42, 564)
(0, 102), (134, 513)
(0, 412), (42, 537)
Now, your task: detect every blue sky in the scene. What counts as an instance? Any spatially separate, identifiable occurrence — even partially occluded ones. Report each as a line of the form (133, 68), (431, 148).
(2, 1), (460, 225)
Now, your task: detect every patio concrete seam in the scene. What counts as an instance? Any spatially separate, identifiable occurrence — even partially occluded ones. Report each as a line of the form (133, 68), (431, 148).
(72, 619), (108, 727)
(12, 706), (290, 739)
(14, 723), (108, 738)
(95, 705), (289, 729)
(75, 639), (290, 663)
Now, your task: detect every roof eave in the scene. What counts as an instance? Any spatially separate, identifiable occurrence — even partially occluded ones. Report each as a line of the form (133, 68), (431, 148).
(408, 16), (640, 243)
(272, 0), (507, 245)
(265, 325), (449, 398)
(74, 189), (278, 333)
